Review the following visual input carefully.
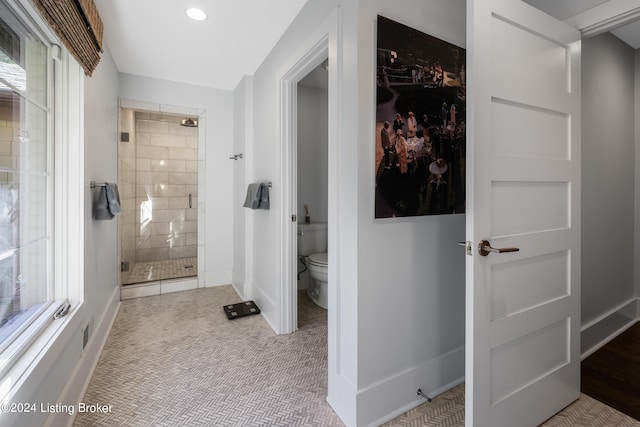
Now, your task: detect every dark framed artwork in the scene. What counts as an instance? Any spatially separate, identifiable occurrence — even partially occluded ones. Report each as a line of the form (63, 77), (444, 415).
(375, 15), (466, 218)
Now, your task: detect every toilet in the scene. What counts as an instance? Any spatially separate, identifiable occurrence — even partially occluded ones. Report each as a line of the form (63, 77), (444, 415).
(297, 223), (328, 309)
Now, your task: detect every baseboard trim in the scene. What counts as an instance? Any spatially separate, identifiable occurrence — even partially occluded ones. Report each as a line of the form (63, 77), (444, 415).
(424, 376), (465, 401)
(45, 287), (120, 427)
(358, 345), (464, 427)
(327, 370), (358, 427)
(233, 280), (254, 301)
(580, 297), (639, 360)
(249, 282), (279, 334)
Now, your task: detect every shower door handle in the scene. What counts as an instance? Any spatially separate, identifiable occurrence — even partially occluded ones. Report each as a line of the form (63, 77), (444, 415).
(189, 193), (192, 208)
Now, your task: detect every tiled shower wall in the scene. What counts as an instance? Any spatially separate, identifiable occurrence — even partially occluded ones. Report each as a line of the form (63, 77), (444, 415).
(119, 111), (198, 278)
(134, 112), (198, 262)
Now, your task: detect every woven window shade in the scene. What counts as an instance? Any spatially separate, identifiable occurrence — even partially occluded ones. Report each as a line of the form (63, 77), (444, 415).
(32, 0), (104, 76)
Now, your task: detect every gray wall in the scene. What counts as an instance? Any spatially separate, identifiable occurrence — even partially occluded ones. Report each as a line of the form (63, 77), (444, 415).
(296, 82), (329, 291)
(297, 83), (329, 224)
(85, 45), (121, 315)
(581, 33), (636, 325)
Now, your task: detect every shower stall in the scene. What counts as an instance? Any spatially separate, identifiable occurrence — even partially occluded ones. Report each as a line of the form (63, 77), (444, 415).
(118, 108), (200, 285)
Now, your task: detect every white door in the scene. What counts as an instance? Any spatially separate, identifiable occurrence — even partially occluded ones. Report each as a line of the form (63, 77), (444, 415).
(466, 0), (581, 426)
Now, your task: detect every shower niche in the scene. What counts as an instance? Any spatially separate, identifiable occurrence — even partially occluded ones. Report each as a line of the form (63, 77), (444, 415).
(118, 107), (200, 285)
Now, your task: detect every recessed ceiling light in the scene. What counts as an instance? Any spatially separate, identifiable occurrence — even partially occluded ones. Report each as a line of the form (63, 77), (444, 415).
(186, 8), (207, 21)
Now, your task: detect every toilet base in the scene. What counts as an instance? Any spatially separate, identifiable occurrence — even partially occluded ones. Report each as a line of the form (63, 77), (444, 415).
(306, 279), (328, 309)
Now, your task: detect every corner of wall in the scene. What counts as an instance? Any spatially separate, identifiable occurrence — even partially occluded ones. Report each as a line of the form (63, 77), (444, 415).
(356, 347), (464, 427)
(580, 297), (638, 359)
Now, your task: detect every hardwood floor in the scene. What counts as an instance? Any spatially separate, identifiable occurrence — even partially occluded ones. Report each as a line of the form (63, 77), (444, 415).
(581, 321), (640, 421)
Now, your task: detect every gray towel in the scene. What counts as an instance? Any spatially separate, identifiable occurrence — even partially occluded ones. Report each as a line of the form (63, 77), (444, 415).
(105, 183), (121, 215)
(243, 183), (270, 210)
(243, 183), (262, 209)
(94, 186), (114, 220)
(257, 183), (269, 210)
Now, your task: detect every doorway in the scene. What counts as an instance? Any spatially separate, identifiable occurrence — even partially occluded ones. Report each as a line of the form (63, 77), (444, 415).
(274, 10), (343, 419)
(117, 100), (207, 293)
(296, 60), (329, 320)
(278, 36), (332, 334)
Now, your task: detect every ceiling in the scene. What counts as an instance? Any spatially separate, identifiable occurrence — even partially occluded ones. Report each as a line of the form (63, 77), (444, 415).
(94, 0), (640, 92)
(93, 0), (307, 91)
(610, 20), (640, 49)
(524, 0), (640, 48)
(523, 0), (612, 21)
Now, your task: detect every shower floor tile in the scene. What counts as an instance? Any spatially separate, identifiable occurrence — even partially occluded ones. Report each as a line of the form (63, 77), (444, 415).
(123, 257), (197, 285)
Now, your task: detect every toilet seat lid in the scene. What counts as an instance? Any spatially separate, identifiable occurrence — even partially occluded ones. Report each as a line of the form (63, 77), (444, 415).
(308, 252), (328, 266)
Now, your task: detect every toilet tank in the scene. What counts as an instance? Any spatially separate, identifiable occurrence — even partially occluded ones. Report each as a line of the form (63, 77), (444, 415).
(297, 223), (328, 256)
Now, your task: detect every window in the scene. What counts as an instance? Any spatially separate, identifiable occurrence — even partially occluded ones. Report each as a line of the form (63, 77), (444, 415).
(0, 2), (59, 377)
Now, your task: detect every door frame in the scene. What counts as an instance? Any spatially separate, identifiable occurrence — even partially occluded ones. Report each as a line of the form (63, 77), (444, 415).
(117, 98), (206, 287)
(277, 39), (329, 334)
(275, 8), (353, 421)
(277, 13), (340, 338)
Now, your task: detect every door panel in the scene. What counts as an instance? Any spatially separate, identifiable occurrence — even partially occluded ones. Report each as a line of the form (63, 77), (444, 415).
(490, 318), (569, 403)
(467, 0), (581, 425)
(491, 16), (570, 97)
(491, 99), (570, 160)
(490, 250), (569, 321)
(491, 181), (569, 236)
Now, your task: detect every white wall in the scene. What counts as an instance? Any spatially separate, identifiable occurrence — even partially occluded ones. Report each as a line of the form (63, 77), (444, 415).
(354, 2), (465, 425)
(119, 74), (234, 287)
(248, 1), (359, 424)
(232, 76), (250, 297)
(580, 33), (637, 352)
(249, 0), (465, 425)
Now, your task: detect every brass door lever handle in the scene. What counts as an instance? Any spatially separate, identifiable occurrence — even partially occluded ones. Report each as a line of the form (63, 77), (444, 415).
(478, 240), (519, 256)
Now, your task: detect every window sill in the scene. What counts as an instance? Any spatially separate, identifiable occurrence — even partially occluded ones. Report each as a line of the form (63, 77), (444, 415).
(0, 302), (84, 403)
